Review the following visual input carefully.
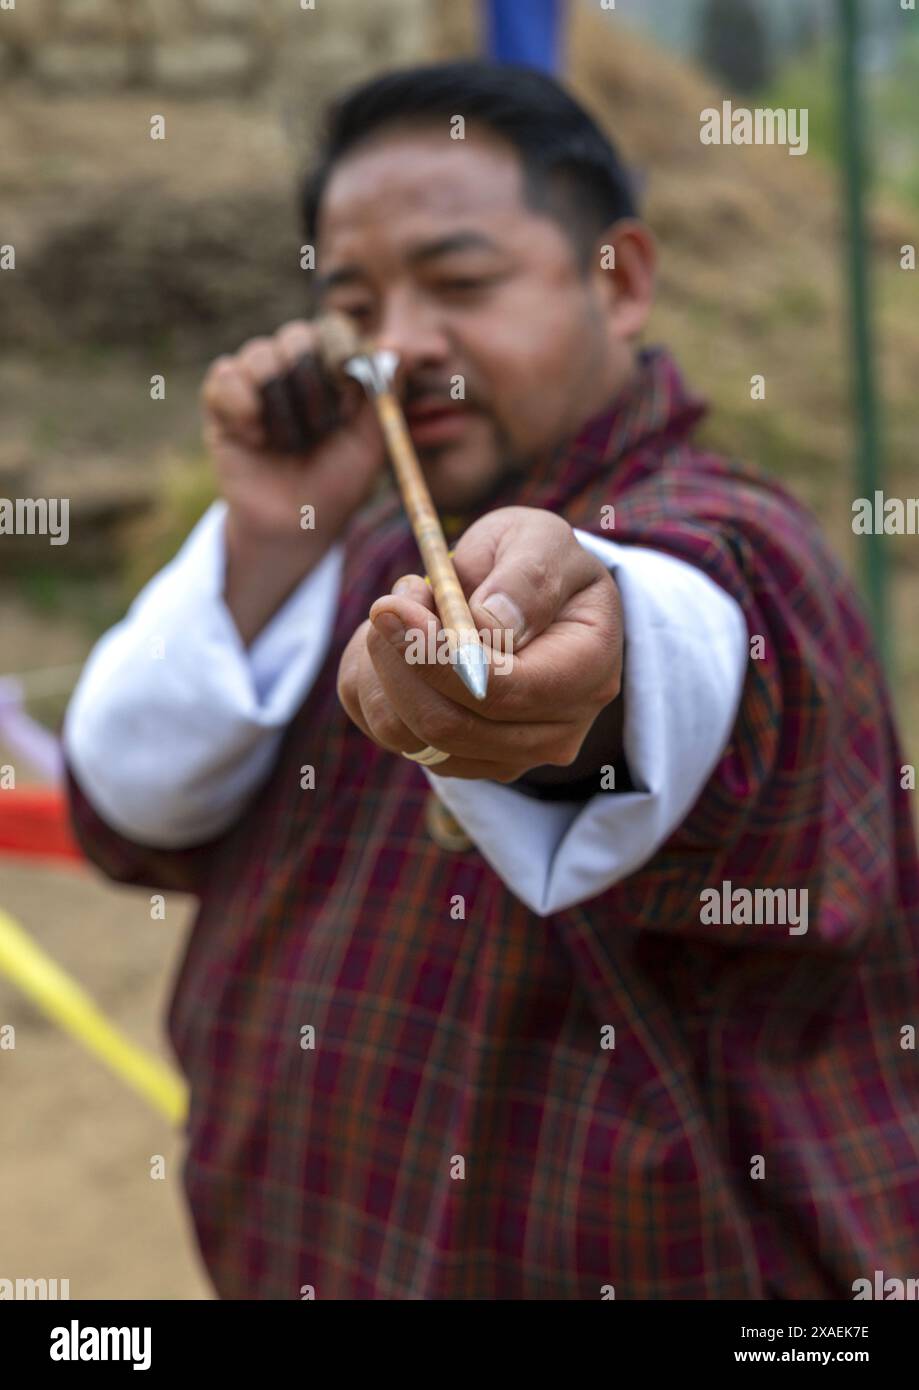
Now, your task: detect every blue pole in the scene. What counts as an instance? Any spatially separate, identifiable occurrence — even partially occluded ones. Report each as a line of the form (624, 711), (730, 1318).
(484, 0), (566, 74)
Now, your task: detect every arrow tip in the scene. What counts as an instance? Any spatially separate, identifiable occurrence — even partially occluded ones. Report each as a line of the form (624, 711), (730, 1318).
(455, 643), (489, 702)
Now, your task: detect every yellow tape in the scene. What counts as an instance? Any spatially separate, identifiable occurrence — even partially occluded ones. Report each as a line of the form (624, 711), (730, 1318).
(0, 906), (188, 1127)
(424, 547), (456, 588)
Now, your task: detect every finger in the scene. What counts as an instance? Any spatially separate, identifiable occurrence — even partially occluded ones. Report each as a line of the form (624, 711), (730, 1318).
(275, 319), (364, 423)
(336, 622), (373, 736)
(342, 614), (580, 770)
(273, 320), (316, 370)
(390, 573), (436, 609)
(369, 559), (623, 730)
(338, 620), (430, 757)
(201, 356), (265, 446)
(436, 506), (604, 654)
(235, 336), (287, 389)
(466, 509), (601, 649)
(367, 594), (490, 712)
(274, 318), (361, 426)
(354, 635), (428, 757)
(278, 317), (363, 437)
(364, 625), (576, 765)
(261, 323), (321, 452)
(364, 587), (563, 723)
(357, 610), (439, 751)
(234, 336), (308, 454)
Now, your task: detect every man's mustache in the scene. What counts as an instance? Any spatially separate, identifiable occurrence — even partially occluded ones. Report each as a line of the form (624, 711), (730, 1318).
(401, 377), (487, 410)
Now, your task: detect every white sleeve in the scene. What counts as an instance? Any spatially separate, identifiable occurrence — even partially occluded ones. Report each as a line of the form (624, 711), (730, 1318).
(63, 500), (343, 848)
(421, 528), (749, 917)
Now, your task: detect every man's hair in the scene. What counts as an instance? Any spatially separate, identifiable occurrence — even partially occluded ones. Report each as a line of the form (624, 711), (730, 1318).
(301, 60), (638, 269)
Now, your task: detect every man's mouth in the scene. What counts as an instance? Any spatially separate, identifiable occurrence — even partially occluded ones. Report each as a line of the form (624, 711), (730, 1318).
(404, 399), (473, 448)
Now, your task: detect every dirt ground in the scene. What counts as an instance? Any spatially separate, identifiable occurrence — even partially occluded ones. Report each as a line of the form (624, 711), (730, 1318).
(0, 599), (212, 1300)
(0, 858), (212, 1300)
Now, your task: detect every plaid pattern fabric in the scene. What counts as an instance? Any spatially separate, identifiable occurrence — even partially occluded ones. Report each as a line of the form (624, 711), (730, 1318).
(66, 347), (919, 1299)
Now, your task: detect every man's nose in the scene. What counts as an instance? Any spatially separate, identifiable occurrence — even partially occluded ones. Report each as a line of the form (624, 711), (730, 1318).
(374, 299), (450, 387)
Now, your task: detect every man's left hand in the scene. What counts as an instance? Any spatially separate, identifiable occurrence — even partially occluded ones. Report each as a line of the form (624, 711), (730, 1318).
(337, 506), (623, 783)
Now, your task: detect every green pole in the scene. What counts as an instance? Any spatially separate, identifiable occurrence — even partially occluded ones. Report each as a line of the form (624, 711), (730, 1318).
(837, 0), (888, 665)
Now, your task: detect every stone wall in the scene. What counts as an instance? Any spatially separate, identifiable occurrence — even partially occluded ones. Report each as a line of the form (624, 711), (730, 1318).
(0, 0), (466, 362)
(0, 0), (430, 96)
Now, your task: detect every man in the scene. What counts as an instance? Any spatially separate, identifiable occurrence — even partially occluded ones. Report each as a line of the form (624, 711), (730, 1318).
(64, 63), (919, 1299)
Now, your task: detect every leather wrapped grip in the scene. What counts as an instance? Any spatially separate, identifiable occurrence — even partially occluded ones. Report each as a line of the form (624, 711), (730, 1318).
(260, 349), (362, 455)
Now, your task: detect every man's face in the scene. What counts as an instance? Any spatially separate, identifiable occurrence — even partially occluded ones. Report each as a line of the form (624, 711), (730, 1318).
(315, 125), (641, 511)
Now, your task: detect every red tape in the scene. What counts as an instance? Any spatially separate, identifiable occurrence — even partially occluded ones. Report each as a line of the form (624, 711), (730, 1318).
(0, 788), (83, 865)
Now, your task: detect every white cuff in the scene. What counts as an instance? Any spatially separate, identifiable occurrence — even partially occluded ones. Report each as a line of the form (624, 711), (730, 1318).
(422, 529), (748, 916)
(64, 501), (343, 847)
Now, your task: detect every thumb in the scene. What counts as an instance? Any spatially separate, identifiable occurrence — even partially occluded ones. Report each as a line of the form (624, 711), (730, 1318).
(455, 507), (598, 650)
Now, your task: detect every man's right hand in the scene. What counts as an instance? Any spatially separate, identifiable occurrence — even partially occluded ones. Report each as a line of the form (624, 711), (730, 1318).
(201, 318), (387, 643)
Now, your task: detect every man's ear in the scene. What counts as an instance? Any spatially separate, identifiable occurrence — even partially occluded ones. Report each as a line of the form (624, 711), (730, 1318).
(591, 219), (657, 340)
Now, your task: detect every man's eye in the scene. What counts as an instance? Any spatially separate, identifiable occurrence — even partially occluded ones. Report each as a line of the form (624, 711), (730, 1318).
(440, 277), (488, 292)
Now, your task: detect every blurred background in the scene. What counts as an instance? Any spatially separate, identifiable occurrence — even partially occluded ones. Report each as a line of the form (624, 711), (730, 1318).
(1, 0), (917, 1298)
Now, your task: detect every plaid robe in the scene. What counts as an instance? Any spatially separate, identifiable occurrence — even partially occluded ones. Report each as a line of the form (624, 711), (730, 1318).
(67, 347), (919, 1299)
